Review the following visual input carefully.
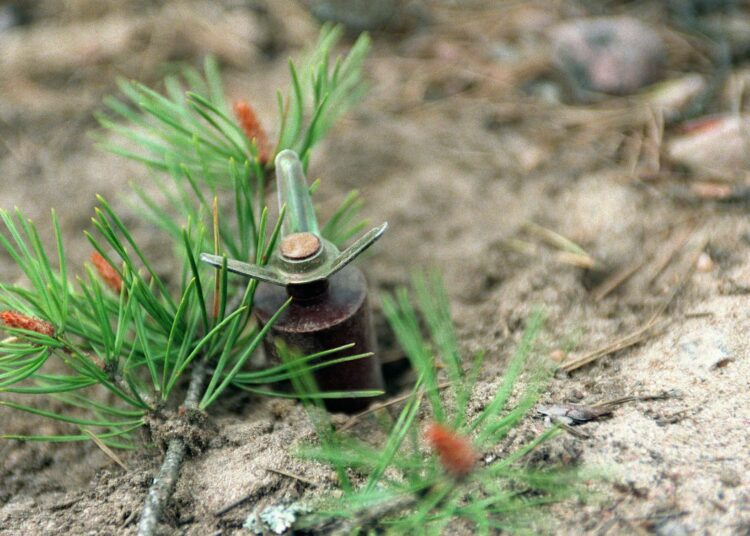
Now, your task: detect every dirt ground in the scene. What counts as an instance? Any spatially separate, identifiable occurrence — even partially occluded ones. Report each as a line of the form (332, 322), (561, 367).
(1, 1), (750, 534)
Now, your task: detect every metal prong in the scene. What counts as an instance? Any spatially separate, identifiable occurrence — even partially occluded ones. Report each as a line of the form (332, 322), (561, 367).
(199, 253), (286, 286)
(328, 222), (388, 277)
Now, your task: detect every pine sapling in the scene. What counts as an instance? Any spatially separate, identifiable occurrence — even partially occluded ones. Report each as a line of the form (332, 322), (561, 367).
(0, 25), (375, 536)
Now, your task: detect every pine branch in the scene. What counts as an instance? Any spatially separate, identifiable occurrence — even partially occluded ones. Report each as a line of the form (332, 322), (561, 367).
(2, 22), (380, 535)
(65, 345), (155, 409)
(137, 357), (207, 536)
(135, 306), (379, 535)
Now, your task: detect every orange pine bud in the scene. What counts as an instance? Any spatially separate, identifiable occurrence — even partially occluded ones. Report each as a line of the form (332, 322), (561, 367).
(0, 310), (55, 337)
(233, 100), (270, 165)
(425, 422), (477, 478)
(91, 251), (122, 294)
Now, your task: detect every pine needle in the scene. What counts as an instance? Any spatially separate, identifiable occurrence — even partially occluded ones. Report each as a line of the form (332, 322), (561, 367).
(83, 429), (130, 471)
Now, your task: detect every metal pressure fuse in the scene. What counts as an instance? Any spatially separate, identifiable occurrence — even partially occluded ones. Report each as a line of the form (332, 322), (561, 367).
(201, 149), (387, 412)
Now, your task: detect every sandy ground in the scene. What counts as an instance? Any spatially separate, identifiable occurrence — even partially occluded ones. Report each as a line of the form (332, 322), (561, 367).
(1, 1), (749, 534)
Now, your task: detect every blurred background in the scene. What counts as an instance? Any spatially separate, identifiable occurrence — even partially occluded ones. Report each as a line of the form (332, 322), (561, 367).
(2, 0), (750, 276)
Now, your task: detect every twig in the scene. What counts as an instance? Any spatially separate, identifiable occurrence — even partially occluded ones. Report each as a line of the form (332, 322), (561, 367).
(137, 358), (208, 536)
(591, 391), (679, 410)
(83, 429), (130, 471)
(542, 392), (678, 436)
(684, 311), (713, 319)
(338, 381), (451, 432)
(555, 251), (597, 269)
(559, 422), (590, 439)
(62, 346), (155, 408)
(137, 279), (251, 533)
(524, 222), (591, 258)
(559, 317), (666, 373)
(562, 235), (707, 372)
(265, 466), (319, 487)
(214, 490), (257, 517)
(592, 257), (646, 301)
(593, 219), (698, 301)
(49, 497), (82, 512)
(121, 510), (138, 528)
(647, 223), (695, 289)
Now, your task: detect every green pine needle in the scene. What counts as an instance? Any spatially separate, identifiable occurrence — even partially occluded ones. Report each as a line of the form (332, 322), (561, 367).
(97, 25), (371, 249)
(292, 273), (581, 534)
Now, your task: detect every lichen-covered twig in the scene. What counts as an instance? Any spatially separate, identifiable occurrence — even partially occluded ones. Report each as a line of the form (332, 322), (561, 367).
(137, 358), (207, 536)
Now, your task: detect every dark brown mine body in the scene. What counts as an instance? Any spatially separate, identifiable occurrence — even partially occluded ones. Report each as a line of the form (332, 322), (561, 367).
(254, 265), (383, 413)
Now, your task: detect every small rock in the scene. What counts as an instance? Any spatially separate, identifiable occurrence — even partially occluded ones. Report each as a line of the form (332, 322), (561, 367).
(678, 326), (733, 375)
(526, 79), (564, 104)
(303, 0), (397, 32)
(0, 3), (28, 33)
(569, 389), (585, 401)
(668, 115), (750, 177)
(550, 16), (666, 97)
(722, 256), (750, 292)
(549, 349), (568, 363)
(656, 520), (690, 536)
(696, 252), (715, 272)
(720, 468), (741, 487)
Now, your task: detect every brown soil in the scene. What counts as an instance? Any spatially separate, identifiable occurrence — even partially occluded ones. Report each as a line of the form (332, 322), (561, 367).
(2, 1), (749, 535)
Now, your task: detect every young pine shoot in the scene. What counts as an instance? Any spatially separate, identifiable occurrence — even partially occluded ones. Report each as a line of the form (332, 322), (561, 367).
(286, 272), (581, 535)
(97, 24), (371, 249)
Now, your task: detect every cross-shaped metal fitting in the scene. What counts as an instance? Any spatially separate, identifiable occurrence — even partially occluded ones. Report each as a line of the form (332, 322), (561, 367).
(199, 149), (387, 285)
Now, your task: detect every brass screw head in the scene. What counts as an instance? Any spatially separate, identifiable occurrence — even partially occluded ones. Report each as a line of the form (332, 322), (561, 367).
(279, 232), (321, 261)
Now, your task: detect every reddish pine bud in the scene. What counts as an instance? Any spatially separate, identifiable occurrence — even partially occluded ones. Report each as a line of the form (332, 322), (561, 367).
(425, 422), (477, 478)
(233, 100), (270, 165)
(0, 310), (55, 337)
(91, 252), (122, 294)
